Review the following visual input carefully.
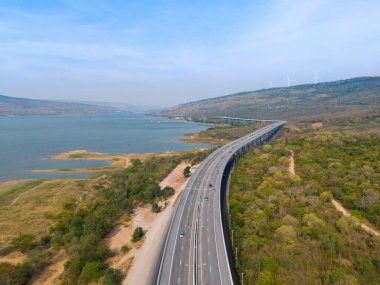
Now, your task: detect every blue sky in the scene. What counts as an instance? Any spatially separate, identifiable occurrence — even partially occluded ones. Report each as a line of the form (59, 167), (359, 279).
(0, 0), (379, 106)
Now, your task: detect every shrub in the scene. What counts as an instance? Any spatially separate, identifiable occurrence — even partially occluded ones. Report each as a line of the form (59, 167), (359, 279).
(151, 202), (160, 213)
(320, 191), (333, 202)
(79, 261), (104, 283)
(336, 216), (360, 233)
(334, 275), (359, 285)
(257, 270), (275, 285)
(132, 227), (144, 242)
(281, 215), (299, 227)
(302, 213), (325, 229)
(183, 166), (191, 177)
(121, 245), (130, 253)
(64, 255), (84, 284)
(274, 225), (297, 244)
(261, 254), (278, 275)
(39, 235), (52, 246)
(101, 268), (122, 285)
(0, 262), (33, 285)
(11, 234), (36, 253)
(161, 186), (175, 198)
(263, 144), (273, 153)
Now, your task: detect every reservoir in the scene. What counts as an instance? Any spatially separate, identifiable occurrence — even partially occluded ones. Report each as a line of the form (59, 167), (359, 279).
(0, 113), (210, 180)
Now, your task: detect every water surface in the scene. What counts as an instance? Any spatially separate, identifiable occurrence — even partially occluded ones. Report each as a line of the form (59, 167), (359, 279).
(0, 113), (210, 180)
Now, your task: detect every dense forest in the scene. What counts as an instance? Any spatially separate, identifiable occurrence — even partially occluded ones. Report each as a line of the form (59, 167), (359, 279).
(229, 132), (380, 284)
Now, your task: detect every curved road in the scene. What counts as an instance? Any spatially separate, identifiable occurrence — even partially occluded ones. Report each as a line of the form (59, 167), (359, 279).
(155, 121), (285, 285)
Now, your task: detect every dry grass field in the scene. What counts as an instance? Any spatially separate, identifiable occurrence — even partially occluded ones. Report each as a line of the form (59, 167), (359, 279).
(0, 179), (96, 244)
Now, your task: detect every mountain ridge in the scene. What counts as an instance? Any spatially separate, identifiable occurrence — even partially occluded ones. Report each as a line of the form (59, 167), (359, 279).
(0, 94), (119, 116)
(161, 76), (380, 120)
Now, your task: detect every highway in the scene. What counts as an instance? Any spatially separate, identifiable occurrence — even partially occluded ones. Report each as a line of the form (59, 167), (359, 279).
(155, 121), (286, 285)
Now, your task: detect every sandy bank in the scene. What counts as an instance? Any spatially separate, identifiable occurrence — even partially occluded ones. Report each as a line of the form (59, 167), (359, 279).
(123, 161), (194, 285)
(33, 150), (179, 174)
(102, 162), (195, 285)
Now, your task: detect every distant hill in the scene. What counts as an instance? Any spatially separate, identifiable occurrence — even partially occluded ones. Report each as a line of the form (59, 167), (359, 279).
(58, 100), (162, 113)
(0, 95), (119, 116)
(161, 76), (380, 120)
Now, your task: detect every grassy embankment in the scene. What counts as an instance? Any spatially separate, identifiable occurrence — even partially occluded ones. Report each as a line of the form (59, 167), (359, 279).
(229, 114), (380, 285)
(0, 148), (211, 285)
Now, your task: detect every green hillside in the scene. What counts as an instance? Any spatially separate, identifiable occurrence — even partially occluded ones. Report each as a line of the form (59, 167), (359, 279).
(229, 124), (380, 284)
(162, 76), (380, 120)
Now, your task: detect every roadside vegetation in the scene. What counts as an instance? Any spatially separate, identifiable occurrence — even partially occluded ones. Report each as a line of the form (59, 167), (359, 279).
(229, 118), (380, 284)
(0, 148), (211, 284)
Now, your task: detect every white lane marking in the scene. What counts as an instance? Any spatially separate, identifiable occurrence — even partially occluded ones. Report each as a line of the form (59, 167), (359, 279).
(165, 172), (197, 285)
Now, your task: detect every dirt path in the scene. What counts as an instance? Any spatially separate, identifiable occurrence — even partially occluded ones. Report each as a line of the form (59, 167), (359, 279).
(30, 251), (66, 285)
(0, 181), (46, 210)
(289, 150), (295, 175)
(0, 251), (26, 264)
(331, 199), (380, 237)
(121, 162), (194, 285)
(288, 150), (380, 237)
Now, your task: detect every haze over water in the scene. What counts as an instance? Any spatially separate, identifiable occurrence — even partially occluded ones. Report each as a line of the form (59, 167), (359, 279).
(0, 113), (210, 180)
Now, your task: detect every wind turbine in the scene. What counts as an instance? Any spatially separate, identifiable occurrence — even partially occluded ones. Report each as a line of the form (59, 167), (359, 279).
(287, 75), (294, 87)
(268, 80), (273, 88)
(313, 73), (320, 84)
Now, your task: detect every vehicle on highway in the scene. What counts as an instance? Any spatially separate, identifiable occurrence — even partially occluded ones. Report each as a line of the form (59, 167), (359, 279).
(205, 196), (208, 201)
(209, 183), (212, 188)
(179, 232), (184, 238)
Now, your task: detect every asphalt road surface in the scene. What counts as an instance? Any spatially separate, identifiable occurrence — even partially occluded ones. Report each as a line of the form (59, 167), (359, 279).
(155, 121), (285, 285)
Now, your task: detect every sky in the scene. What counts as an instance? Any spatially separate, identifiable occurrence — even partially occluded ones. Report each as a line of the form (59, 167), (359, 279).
(0, 0), (379, 107)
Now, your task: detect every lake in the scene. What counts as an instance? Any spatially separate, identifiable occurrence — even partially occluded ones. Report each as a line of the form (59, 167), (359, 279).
(0, 113), (211, 180)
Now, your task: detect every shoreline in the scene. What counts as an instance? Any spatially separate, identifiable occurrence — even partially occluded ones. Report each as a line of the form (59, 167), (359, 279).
(31, 150), (178, 174)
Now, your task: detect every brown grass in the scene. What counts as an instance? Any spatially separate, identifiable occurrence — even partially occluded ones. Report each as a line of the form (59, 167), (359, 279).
(0, 179), (97, 245)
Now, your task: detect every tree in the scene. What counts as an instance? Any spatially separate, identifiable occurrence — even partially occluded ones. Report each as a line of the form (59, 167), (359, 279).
(183, 166), (191, 177)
